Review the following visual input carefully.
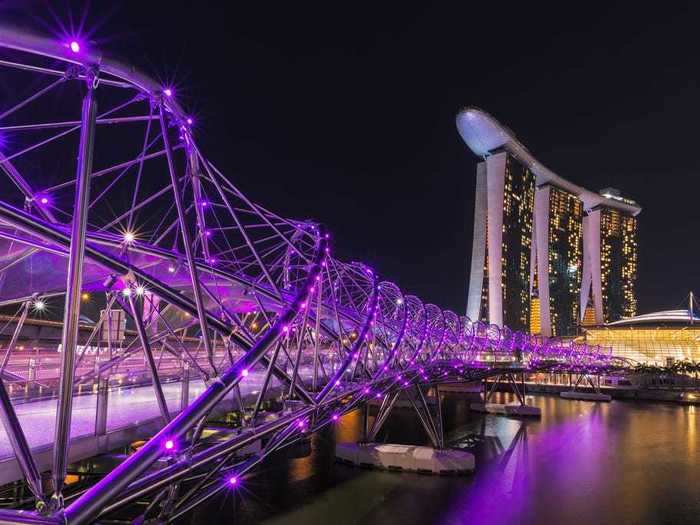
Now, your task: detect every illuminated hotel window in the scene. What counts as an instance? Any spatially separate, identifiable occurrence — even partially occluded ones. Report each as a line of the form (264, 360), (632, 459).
(546, 186), (583, 336)
(599, 208), (638, 322)
(500, 154), (534, 332)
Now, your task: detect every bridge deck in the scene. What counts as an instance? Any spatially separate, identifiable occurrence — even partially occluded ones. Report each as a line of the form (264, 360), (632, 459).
(0, 367), (292, 484)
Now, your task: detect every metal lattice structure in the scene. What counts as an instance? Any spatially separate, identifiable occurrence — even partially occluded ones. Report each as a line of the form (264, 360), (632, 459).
(0, 26), (624, 524)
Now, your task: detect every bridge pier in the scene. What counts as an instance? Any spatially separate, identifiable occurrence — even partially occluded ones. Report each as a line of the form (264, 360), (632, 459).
(340, 386), (474, 475)
(560, 373), (612, 402)
(470, 372), (541, 417)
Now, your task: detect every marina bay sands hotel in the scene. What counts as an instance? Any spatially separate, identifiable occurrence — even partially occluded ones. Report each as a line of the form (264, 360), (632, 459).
(457, 108), (641, 337)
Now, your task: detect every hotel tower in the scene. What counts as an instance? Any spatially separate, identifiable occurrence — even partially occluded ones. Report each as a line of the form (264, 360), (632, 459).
(457, 108), (641, 336)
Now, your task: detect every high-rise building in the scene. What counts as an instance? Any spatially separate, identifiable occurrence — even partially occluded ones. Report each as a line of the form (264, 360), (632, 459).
(467, 151), (534, 332)
(457, 107), (641, 335)
(581, 203), (639, 324)
(535, 184), (583, 336)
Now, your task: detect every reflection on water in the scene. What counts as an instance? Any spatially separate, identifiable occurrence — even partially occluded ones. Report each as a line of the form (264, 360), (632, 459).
(186, 393), (700, 525)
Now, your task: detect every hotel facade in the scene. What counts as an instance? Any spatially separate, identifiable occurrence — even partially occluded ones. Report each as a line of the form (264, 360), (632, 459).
(457, 108), (641, 337)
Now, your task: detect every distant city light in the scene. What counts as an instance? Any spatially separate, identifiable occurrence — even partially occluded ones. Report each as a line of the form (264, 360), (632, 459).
(32, 300), (45, 311)
(240, 368), (249, 377)
(69, 41), (80, 53)
(168, 265), (176, 273)
(164, 439), (175, 451)
(81, 292), (90, 302)
(40, 197), (49, 205)
(228, 476), (238, 487)
(122, 288), (132, 297)
(123, 231), (135, 244)
(163, 88), (173, 97)
(135, 285), (145, 297)
(396, 298), (403, 305)
(186, 117), (193, 125)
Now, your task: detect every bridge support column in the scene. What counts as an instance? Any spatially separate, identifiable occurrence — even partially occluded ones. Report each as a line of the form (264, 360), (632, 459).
(180, 357), (190, 411)
(472, 372), (541, 417)
(95, 362), (109, 437)
(436, 385), (444, 449)
(560, 373), (612, 402)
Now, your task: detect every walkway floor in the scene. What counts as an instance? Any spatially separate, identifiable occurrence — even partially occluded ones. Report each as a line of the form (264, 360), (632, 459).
(0, 366), (305, 459)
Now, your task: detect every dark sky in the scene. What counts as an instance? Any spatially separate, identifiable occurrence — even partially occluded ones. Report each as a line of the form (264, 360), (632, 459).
(7, 2), (700, 313)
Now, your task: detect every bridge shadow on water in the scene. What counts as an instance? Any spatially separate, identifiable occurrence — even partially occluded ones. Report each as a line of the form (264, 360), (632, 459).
(184, 393), (700, 525)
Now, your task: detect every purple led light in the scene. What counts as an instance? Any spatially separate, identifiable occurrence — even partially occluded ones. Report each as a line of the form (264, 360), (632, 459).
(0, 32), (618, 525)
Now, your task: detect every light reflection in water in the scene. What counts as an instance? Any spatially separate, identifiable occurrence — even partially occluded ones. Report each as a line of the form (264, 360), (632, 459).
(193, 394), (700, 525)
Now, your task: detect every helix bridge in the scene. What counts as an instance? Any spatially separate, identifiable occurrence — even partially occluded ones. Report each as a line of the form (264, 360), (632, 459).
(0, 25), (626, 524)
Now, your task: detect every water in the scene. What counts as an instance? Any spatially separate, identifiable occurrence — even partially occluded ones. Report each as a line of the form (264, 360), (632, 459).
(187, 393), (700, 525)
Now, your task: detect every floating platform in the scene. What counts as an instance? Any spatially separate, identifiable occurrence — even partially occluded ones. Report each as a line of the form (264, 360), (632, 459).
(560, 391), (612, 402)
(336, 443), (474, 475)
(679, 392), (700, 405)
(469, 402), (541, 417)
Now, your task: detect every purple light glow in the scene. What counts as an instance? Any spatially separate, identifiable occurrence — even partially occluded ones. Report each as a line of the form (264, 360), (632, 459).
(0, 31), (619, 525)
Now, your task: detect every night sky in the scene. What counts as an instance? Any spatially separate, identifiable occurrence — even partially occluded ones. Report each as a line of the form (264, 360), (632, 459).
(6, 2), (700, 314)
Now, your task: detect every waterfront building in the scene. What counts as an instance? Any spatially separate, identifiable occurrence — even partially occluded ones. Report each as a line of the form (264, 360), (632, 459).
(457, 107), (641, 336)
(581, 309), (700, 365)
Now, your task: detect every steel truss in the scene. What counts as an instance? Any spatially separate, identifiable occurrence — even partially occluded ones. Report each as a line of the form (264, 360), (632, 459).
(0, 25), (626, 524)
